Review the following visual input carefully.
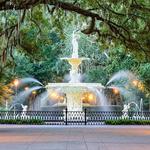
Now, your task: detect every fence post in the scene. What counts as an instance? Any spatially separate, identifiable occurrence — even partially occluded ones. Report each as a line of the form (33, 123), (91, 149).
(65, 108), (67, 125)
(84, 108), (87, 125)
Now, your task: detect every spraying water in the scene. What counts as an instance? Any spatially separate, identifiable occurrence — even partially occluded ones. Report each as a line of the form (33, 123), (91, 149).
(128, 101), (140, 111)
(87, 87), (108, 106)
(34, 91), (49, 110)
(13, 86), (43, 104)
(20, 77), (43, 86)
(9, 103), (22, 110)
(106, 70), (137, 85)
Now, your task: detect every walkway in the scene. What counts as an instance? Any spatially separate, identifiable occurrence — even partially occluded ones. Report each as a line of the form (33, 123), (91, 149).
(0, 125), (150, 150)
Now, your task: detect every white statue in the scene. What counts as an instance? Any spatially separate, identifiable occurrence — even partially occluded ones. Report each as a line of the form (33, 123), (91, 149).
(122, 104), (130, 119)
(72, 31), (80, 58)
(21, 104), (28, 112)
(122, 104), (130, 112)
(21, 104), (28, 119)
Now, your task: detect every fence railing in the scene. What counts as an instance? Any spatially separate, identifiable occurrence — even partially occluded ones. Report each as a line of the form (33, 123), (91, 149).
(0, 109), (150, 125)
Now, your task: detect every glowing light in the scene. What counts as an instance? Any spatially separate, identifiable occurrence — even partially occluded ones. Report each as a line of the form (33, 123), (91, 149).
(88, 93), (96, 105)
(132, 80), (144, 91)
(50, 91), (59, 99)
(81, 96), (87, 103)
(113, 88), (119, 94)
(138, 82), (144, 91)
(82, 92), (96, 104)
(59, 96), (64, 102)
(88, 93), (94, 100)
(13, 79), (19, 87)
(32, 91), (37, 95)
(24, 87), (29, 91)
(132, 80), (138, 87)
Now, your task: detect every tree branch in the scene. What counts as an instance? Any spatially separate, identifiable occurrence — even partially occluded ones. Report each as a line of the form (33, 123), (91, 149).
(0, 0), (149, 59)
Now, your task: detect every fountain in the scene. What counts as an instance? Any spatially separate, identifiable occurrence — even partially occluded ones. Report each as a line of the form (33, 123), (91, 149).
(8, 31), (147, 116)
(46, 31), (105, 111)
(0, 27), (148, 125)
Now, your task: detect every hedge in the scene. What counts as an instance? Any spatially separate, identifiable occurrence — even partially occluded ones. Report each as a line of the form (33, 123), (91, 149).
(0, 119), (44, 125)
(105, 119), (150, 125)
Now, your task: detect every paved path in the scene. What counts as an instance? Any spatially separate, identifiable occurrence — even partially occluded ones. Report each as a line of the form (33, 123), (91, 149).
(0, 125), (150, 150)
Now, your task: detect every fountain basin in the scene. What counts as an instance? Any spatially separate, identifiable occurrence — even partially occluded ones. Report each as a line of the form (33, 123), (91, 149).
(46, 83), (104, 111)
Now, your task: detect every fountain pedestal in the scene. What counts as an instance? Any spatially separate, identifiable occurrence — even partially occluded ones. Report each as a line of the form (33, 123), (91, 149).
(66, 87), (83, 111)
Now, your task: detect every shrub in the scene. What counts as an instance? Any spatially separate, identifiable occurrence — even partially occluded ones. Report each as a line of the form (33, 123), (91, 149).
(0, 119), (44, 125)
(105, 119), (150, 125)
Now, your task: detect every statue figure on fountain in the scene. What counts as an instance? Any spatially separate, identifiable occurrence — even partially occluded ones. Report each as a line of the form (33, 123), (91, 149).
(21, 104), (28, 119)
(122, 104), (130, 119)
(72, 31), (80, 58)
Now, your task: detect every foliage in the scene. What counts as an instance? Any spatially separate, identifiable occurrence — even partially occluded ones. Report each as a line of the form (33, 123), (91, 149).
(0, 31), (149, 108)
(0, 119), (44, 125)
(84, 68), (108, 85)
(1, 31), (68, 84)
(83, 46), (150, 107)
(0, 2), (149, 109)
(105, 119), (150, 125)
(0, 83), (13, 105)
(0, 0), (150, 61)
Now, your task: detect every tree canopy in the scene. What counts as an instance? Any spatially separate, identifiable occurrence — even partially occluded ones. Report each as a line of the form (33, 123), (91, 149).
(0, 0), (150, 61)
(0, 0), (149, 107)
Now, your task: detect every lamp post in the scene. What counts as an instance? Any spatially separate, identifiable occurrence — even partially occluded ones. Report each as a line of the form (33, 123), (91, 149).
(5, 100), (8, 119)
(13, 79), (19, 117)
(24, 86), (29, 110)
(32, 91), (37, 110)
(5, 100), (8, 110)
(13, 79), (19, 94)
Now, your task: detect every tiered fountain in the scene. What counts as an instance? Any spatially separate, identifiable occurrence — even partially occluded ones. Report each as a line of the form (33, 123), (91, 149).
(6, 31), (147, 122)
(10, 31), (144, 113)
(46, 31), (105, 111)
